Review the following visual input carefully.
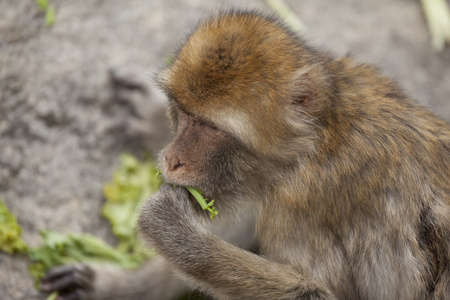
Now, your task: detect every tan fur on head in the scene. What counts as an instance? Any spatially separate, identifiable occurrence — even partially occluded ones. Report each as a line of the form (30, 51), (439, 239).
(42, 9), (450, 300)
(156, 11), (330, 158)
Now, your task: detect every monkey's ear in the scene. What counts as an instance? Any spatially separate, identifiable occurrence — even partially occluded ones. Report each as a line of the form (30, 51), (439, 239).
(290, 65), (332, 117)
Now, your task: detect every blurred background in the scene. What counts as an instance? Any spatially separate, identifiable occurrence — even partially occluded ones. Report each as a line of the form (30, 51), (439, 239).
(1, 0), (449, 299)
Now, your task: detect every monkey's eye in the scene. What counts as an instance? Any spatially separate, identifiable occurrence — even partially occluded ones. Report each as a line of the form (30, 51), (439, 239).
(191, 118), (217, 129)
(198, 120), (208, 127)
(199, 119), (219, 130)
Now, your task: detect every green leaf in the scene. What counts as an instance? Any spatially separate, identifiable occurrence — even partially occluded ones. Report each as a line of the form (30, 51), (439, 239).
(36, 0), (48, 11)
(102, 153), (162, 253)
(28, 154), (160, 288)
(0, 199), (27, 254)
(28, 230), (155, 288)
(186, 187), (219, 220)
(165, 55), (175, 66)
(46, 292), (58, 300)
(36, 0), (56, 26)
(45, 5), (56, 26)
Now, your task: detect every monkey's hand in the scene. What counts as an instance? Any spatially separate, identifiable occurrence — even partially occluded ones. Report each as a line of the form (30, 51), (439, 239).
(138, 184), (207, 254)
(41, 257), (185, 300)
(41, 264), (95, 300)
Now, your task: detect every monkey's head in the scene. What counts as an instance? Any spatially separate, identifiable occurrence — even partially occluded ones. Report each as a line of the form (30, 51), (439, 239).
(157, 11), (332, 195)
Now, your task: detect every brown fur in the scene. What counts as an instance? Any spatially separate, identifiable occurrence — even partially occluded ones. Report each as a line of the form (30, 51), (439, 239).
(156, 11), (330, 158)
(144, 10), (450, 300)
(43, 10), (450, 300)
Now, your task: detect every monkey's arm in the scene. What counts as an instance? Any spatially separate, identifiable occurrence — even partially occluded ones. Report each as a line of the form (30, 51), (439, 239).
(42, 256), (186, 300)
(139, 185), (333, 300)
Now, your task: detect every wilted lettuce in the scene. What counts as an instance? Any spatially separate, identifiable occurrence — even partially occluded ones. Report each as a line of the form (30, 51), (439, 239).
(36, 0), (56, 26)
(28, 154), (161, 287)
(102, 153), (162, 253)
(28, 230), (155, 287)
(0, 199), (27, 254)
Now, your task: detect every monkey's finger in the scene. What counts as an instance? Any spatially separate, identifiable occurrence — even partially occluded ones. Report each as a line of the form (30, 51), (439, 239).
(42, 265), (93, 292)
(57, 289), (87, 300)
(45, 273), (88, 292)
(42, 265), (89, 283)
(43, 265), (79, 282)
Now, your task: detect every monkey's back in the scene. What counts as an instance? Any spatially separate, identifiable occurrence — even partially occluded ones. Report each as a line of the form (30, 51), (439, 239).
(261, 56), (450, 299)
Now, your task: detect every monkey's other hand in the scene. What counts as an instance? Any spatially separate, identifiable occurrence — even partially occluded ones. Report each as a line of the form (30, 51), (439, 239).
(41, 264), (94, 300)
(138, 184), (203, 253)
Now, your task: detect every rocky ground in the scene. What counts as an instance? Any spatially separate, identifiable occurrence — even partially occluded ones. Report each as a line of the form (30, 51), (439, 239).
(0, 0), (449, 299)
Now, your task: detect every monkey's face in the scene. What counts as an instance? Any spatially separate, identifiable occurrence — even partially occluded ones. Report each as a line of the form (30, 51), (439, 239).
(156, 13), (326, 161)
(160, 103), (243, 196)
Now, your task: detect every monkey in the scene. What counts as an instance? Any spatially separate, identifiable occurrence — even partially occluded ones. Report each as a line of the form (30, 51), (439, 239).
(42, 10), (450, 300)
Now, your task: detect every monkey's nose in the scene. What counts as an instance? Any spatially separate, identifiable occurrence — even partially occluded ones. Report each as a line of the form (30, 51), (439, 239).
(165, 155), (185, 171)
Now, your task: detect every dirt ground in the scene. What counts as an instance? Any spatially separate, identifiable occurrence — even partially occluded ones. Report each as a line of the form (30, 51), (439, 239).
(0, 0), (449, 299)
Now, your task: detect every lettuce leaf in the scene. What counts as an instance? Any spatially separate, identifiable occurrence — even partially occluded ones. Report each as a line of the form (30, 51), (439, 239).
(102, 153), (162, 252)
(28, 230), (155, 287)
(0, 199), (27, 254)
(28, 154), (161, 287)
(186, 187), (218, 220)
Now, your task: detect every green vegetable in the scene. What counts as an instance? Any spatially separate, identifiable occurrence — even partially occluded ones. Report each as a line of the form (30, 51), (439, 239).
(36, 0), (49, 10)
(186, 187), (219, 220)
(165, 55), (175, 66)
(46, 292), (58, 300)
(28, 230), (155, 288)
(28, 154), (160, 288)
(36, 0), (56, 26)
(102, 153), (162, 253)
(0, 199), (27, 254)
